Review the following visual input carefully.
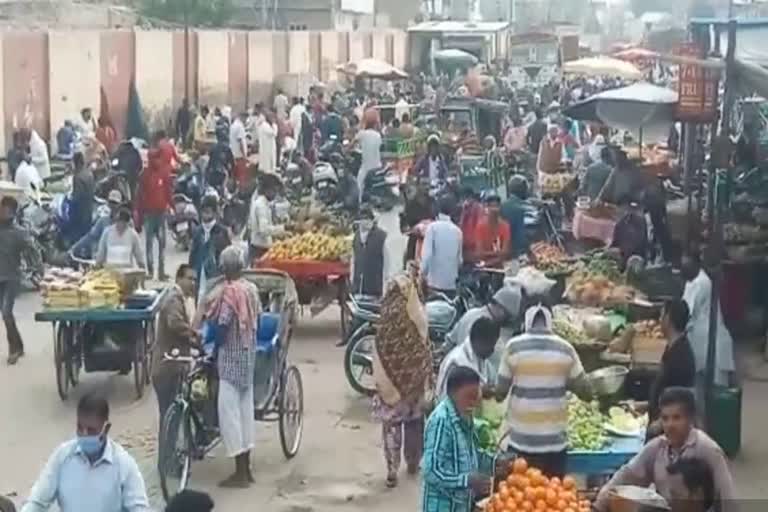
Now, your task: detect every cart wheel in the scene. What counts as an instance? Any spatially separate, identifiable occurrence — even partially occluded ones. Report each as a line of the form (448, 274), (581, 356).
(54, 324), (71, 401)
(144, 321), (156, 386)
(278, 365), (304, 459)
(158, 402), (192, 502)
(69, 324), (83, 387)
(133, 328), (147, 399)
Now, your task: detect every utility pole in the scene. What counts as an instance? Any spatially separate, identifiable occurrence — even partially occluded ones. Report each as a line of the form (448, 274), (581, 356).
(184, 0), (189, 103)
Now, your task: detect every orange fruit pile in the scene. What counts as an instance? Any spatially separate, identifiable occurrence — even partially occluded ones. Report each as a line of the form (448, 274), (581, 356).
(486, 458), (590, 512)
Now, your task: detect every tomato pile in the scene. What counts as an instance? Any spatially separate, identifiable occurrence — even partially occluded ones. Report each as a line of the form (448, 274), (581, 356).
(486, 458), (591, 512)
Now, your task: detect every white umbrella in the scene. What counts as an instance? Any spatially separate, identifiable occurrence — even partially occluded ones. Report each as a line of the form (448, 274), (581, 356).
(335, 58), (408, 80)
(433, 48), (479, 66)
(563, 82), (678, 143)
(563, 56), (644, 80)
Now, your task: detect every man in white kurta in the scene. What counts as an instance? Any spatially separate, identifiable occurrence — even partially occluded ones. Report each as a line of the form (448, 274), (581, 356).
(257, 115), (277, 174)
(681, 254), (735, 388)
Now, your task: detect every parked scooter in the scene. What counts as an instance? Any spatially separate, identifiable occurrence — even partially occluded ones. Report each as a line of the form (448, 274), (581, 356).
(342, 290), (470, 396)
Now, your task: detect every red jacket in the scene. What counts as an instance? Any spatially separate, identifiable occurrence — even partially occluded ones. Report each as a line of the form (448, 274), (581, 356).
(138, 166), (173, 215)
(149, 139), (178, 174)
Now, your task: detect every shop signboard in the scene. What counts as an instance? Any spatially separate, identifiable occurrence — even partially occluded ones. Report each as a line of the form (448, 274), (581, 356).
(676, 42), (719, 123)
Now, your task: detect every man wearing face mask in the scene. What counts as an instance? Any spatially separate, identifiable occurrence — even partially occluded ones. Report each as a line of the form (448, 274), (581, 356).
(189, 195), (231, 302)
(350, 206), (390, 298)
(248, 174), (285, 261)
(21, 393), (150, 512)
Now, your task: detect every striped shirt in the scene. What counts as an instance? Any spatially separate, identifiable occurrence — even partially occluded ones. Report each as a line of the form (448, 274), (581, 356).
(497, 331), (585, 453)
(421, 398), (495, 512)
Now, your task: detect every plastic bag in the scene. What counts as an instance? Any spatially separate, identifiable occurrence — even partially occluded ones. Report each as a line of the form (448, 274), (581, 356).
(513, 266), (556, 297)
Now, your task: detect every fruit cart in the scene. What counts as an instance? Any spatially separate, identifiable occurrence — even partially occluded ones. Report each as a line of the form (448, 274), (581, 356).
(34, 288), (166, 401)
(254, 258), (350, 336)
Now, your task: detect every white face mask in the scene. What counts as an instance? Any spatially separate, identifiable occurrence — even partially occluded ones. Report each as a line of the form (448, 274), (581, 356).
(359, 220), (374, 234)
(202, 220), (216, 231)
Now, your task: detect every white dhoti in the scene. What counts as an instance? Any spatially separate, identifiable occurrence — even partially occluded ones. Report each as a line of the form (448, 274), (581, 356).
(218, 378), (255, 457)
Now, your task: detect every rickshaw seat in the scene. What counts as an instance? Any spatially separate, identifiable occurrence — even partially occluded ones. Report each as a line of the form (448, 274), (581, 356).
(256, 312), (280, 352)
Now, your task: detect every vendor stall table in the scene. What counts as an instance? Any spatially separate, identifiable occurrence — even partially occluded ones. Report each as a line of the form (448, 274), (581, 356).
(35, 288), (167, 401)
(573, 208), (617, 246)
(255, 258), (351, 335)
(568, 434), (643, 475)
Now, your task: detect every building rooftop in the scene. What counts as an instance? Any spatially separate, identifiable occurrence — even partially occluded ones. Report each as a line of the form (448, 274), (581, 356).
(407, 20), (510, 33)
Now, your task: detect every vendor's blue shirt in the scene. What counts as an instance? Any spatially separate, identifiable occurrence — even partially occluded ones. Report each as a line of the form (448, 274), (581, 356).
(501, 196), (528, 257)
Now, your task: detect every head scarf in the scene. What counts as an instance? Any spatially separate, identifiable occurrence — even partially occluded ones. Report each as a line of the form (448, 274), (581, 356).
(373, 266), (431, 406)
(204, 246), (258, 346)
(524, 304), (553, 333)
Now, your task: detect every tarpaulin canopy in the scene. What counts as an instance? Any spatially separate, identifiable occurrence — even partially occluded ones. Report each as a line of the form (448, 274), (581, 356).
(563, 56), (643, 80)
(433, 48), (479, 66)
(734, 58), (768, 99)
(336, 58), (408, 80)
(613, 48), (660, 62)
(563, 82), (677, 142)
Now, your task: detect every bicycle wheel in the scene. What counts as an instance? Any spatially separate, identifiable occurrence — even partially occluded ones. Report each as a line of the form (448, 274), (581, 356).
(279, 365), (304, 459)
(158, 402), (192, 502)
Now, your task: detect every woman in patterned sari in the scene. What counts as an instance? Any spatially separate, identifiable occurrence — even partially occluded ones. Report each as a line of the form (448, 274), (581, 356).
(372, 264), (433, 488)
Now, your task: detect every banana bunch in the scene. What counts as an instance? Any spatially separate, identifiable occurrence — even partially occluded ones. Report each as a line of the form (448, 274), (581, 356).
(264, 232), (352, 261)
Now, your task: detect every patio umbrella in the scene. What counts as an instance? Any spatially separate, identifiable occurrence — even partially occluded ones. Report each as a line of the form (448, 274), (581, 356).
(563, 56), (643, 80)
(613, 48), (660, 62)
(433, 48), (479, 66)
(335, 58), (408, 80)
(563, 82), (678, 144)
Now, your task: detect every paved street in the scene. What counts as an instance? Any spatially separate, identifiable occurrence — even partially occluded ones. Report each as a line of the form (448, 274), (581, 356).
(1, 209), (768, 510)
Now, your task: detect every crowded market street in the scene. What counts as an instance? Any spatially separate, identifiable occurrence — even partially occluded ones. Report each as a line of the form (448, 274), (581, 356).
(1, 207), (768, 511)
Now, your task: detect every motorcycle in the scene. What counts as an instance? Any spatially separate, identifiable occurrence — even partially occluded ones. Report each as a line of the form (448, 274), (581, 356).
(168, 193), (198, 251)
(312, 160), (340, 206)
(342, 290), (470, 396)
(17, 200), (49, 289)
(362, 164), (400, 211)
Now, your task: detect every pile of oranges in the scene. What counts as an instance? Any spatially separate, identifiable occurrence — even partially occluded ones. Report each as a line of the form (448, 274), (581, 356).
(486, 458), (591, 512)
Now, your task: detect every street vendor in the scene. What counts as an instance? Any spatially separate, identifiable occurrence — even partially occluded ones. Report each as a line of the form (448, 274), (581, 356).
(350, 206), (390, 298)
(471, 194), (511, 268)
(95, 208), (145, 270)
(537, 124), (563, 174)
(594, 388), (736, 512)
(247, 174), (285, 261)
(495, 305), (591, 477)
(501, 176), (530, 258)
(436, 317), (500, 398)
(579, 146), (613, 201)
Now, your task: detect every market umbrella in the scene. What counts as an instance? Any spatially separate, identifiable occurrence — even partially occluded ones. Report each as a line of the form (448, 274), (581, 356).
(335, 58), (408, 80)
(563, 56), (643, 80)
(613, 48), (660, 62)
(433, 48), (479, 66)
(563, 82), (677, 145)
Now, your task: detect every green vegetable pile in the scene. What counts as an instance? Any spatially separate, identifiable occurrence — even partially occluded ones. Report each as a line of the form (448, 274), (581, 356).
(567, 394), (607, 451)
(585, 255), (622, 282)
(474, 399), (504, 452)
(553, 318), (590, 345)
